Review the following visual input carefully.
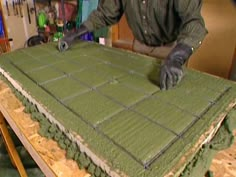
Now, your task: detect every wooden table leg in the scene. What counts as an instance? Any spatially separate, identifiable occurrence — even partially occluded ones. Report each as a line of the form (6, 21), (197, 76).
(0, 111), (28, 177)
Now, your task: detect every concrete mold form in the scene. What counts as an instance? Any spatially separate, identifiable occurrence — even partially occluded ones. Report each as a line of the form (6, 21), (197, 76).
(0, 41), (236, 177)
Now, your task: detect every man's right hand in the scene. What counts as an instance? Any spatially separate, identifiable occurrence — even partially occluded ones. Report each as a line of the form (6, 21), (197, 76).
(58, 24), (89, 52)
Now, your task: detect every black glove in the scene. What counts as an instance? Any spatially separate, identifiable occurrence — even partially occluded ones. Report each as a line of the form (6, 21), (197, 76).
(58, 24), (89, 52)
(160, 43), (193, 90)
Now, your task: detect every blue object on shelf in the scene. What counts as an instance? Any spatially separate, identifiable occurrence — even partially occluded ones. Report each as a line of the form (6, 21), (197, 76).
(77, 0), (99, 41)
(81, 0), (99, 22)
(80, 32), (93, 41)
(0, 14), (5, 37)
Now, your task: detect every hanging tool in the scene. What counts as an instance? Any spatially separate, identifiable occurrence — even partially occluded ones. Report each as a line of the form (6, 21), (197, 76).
(5, 0), (10, 16)
(12, 0), (16, 16)
(18, 0), (23, 18)
(15, 0), (19, 16)
(33, 0), (37, 26)
(26, 1), (31, 24)
(61, 0), (66, 32)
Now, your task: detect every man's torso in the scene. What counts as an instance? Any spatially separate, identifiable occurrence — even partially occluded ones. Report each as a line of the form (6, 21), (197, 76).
(122, 0), (180, 46)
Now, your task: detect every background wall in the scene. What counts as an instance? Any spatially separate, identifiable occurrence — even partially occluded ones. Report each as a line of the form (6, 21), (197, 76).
(229, 47), (236, 81)
(188, 0), (236, 79)
(112, 15), (134, 50)
(112, 0), (236, 79)
(0, 0), (37, 51)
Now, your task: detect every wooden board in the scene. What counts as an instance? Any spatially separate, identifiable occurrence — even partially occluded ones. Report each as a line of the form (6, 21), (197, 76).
(210, 130), (236, 177)
(0, 79), (90, 177)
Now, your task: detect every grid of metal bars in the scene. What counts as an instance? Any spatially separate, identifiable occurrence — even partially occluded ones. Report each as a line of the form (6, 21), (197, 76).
(4, 42), (232, 169)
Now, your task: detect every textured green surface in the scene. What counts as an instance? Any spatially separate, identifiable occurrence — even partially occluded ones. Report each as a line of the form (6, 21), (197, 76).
(65, 90), (123, 125)
(43, 77), (89, 101)
(118, 74), (159, 94)
(133, 98), (196, 134)
(15, 59), (47, 72)
(29, 67), (64, 84)
(1, 41), (236, 177)
(98, 83), (146, 106)
(98, 110), (176, 164)
(71, 63), (126, 87)
(52, 61), (84, 74)
(5, 50), (33, 63)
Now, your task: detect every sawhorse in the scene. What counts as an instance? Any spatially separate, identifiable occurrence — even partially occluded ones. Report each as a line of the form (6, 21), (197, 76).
(0, 111), (28, 177)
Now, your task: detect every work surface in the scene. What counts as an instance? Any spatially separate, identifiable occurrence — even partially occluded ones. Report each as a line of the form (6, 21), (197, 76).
(0, 41), (236, 177)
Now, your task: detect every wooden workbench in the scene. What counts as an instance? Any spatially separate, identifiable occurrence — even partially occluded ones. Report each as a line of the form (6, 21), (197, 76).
(1, 78), (236, 177)
(0, 79), (90, 177)
(1, 41), (236, 177)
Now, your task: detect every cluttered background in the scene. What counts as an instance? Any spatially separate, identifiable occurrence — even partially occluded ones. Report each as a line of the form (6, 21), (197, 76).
(0, 0), (108, 51)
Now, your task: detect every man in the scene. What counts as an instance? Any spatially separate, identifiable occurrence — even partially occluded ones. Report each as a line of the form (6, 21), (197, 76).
(58, 0), (207, 90)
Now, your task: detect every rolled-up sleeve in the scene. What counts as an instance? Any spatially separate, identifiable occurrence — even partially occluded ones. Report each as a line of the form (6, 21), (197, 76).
(175, 0), (208, 51)
(82, 0), (124, 32)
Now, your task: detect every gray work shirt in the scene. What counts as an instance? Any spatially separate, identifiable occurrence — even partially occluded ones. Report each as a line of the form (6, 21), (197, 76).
(83, 0), (208, 51)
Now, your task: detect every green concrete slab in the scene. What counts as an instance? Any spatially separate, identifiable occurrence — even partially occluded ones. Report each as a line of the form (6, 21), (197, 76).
(126, 52), (156, 66)
(43, 77), (90, 101)
(135, 62), (161, 77)
(23, 45), (52, 57)
(89, 63), (128, 77)
(133, 97), (196, 134)
(153, 77), (223, 116)
(157, 94), (212, 116)
(72, 69), (108, 87)
(36, 55), (63, 65)
(37, 43), (59, 53)
(175, 80), (222, 101)
(92, 48), (152, 71)
(184, 71), (232, 93)
(29, 67), (65, 84)
(1, 41), (236, 177)
(15, 59), (47, 72)
(72, 63), (127, 87)
(6, 50), (33, 64)
(98, 81), (146, 107)
(52, 60), (84, 74)
(65, 90), (123, 125)
(57, 42), (102, 58)
(98, 110), (177, 164)
(117, 74), (160, 94)
(68, 56), (102, 68)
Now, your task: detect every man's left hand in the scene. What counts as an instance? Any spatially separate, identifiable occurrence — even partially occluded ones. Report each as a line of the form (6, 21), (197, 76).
(160, 60), (183, 90)
(159, 43), (193, 90)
